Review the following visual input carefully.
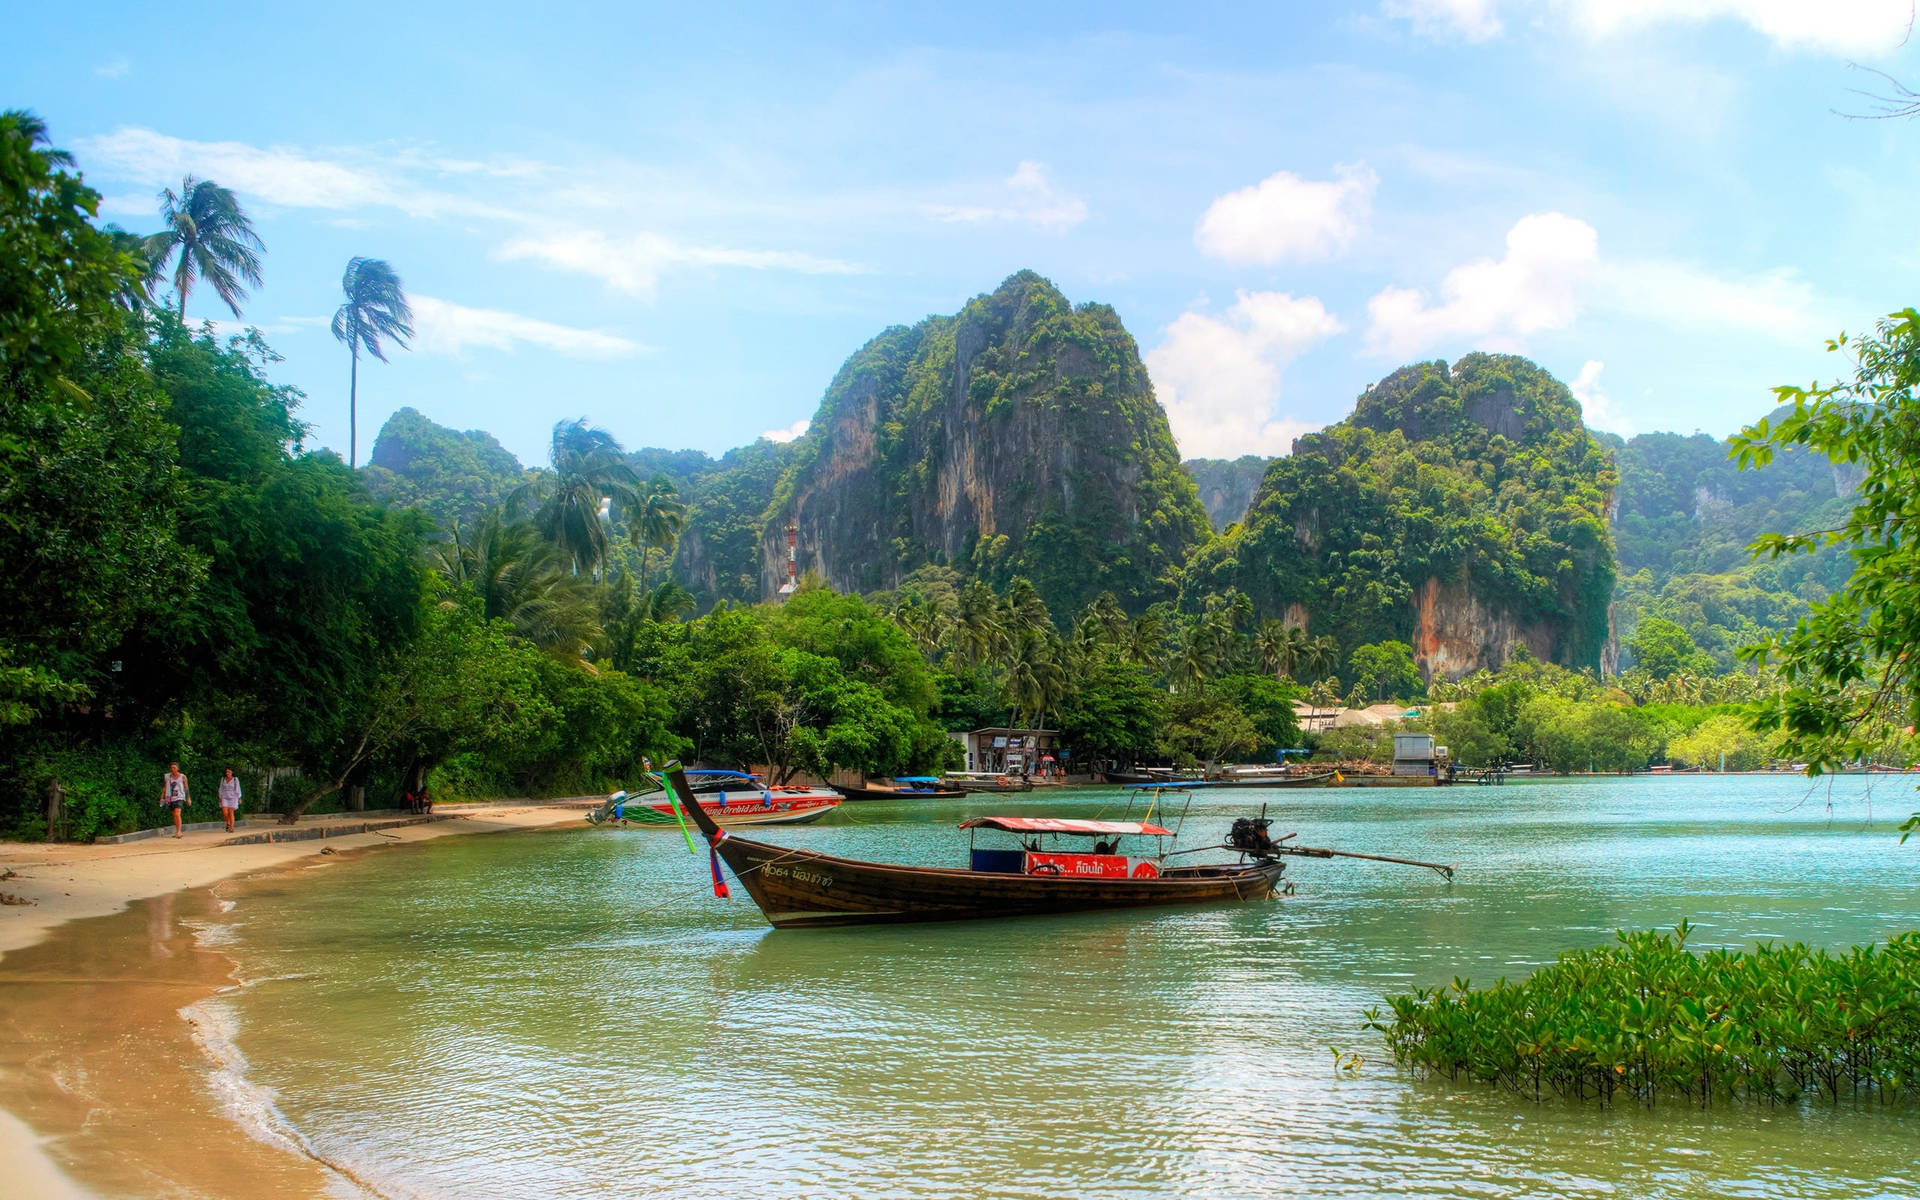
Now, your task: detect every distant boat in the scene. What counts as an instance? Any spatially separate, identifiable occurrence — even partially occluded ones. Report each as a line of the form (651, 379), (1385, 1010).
(942, 771), (1034, 794)
(834, 777), (968, 801)
(1103, 768), (1202, 785)
(586, 770), (841, 829)
(668, 769), (1287, 927)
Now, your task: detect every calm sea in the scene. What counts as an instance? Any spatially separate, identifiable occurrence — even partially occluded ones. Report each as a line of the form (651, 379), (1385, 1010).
(212, 776), (1920, 1199)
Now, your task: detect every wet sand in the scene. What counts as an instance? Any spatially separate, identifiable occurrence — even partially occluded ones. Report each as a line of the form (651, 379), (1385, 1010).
(0, 802), (592, 1198)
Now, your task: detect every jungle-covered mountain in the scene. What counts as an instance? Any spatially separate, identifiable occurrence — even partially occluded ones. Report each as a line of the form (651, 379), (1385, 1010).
(1604, 418), (1857, 671)
(1186, 354), (1618, 679)
(758, 270), (1210, 616)
(363, 407), (526, 530)
(1184, 456), (1269, 531)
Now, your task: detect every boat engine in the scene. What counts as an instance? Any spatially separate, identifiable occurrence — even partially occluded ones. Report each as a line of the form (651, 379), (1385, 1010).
(1228, 816), (1279, 854)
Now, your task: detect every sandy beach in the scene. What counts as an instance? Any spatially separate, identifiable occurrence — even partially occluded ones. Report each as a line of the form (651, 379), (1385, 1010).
(0, 802), (592, 1199)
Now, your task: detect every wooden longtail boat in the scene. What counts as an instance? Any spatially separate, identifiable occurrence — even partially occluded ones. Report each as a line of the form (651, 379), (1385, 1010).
(941, 771), (1034, 794)
(585, 770), (841, 829)
(667, 768), (1286, 928)
(833, 776), (969, 801)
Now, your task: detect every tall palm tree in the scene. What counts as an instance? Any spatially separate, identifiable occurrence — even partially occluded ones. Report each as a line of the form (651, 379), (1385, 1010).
(145, 176), (264, 318)
(331, 257), (413, 469)
(509, 419), (643, 578)
(625, 475), (686, 590)
(1256, 619), (1295, 680)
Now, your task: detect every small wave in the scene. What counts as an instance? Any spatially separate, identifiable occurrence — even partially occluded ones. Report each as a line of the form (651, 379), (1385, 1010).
(180, 992), (417, 1200)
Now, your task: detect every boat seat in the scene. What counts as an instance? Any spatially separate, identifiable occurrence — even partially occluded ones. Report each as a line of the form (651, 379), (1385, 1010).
(969, 849), (1025, 874)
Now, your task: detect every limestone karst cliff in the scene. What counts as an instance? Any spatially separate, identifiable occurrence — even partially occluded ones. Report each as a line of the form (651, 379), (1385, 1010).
(755, 270), (1211, 616)
(1187, 354), (1618, 680)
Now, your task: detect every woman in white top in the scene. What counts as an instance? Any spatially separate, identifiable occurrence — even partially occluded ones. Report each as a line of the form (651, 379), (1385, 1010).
(218, 769), (242, 832)
(159, 763), (190, 838)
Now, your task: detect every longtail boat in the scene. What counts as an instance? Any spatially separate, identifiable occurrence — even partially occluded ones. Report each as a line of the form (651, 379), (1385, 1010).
(668, 768), (1290, 928)
(833, 776), (968, 801)
(585, 770), (841, 829)
(941, 771), (1034, 794)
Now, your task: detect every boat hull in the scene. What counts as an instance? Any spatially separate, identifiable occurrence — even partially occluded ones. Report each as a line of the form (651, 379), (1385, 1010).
(713, 835), (1286, 928)
(642, 797), (839, 827)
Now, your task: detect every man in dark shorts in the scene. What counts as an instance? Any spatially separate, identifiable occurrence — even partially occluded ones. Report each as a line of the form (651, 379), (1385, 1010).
(159, 761), (190, 838)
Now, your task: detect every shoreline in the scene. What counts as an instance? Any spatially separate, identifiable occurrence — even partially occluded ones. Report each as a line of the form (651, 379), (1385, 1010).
(0, 801), (593, 1198)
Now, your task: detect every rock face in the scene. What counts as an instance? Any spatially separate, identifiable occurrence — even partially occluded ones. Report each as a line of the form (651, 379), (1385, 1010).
(1184, 456), (1271, 530)
(363, 407), (526, 529)
(1187, 354), (1617, 680)
(758, 271), (1211, 616)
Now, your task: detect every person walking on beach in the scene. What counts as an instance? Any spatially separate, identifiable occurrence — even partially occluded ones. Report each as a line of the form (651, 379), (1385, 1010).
(159, 762), (190, 838)
(217, 768), (242, 832)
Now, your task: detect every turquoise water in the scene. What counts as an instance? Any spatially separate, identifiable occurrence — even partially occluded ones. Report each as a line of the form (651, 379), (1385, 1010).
(218, 777), (1920, 1198)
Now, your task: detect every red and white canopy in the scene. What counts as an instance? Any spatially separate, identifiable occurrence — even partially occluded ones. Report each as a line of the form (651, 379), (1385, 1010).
(958, 817), (1173, 836)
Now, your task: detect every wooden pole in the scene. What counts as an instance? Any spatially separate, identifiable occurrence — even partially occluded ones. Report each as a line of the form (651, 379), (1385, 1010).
(1279, 843), (1454, 879)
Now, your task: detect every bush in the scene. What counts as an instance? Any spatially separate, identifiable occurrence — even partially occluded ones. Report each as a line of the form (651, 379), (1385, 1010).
(1368, 921), (1920, 1107)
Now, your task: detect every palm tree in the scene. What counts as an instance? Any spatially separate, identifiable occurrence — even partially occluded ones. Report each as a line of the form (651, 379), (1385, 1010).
(331, 257), (414, 469)
(953, 581), (1005, 669)
(1307, 634), (1342, 680)
(1006, 633), (1067, 727)
(625, 475), (686, 590)
(145, 176), (264, 318)
(100, 226), (160, 311)
(509, 419), (643, 577)
(435, 513), (602, 660)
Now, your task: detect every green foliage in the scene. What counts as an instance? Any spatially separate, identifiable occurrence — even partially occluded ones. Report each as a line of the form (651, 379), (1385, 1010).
(1625, 617), (1715, 680)
(1368, 922), (1920, 1107)
(1190, 353), (1616, 674)
(1734, 311), (1920, 785)
(1347, 640), (1424, 702)
(1055, 658), (1165, 766)
(1666, 715), (1765, 771)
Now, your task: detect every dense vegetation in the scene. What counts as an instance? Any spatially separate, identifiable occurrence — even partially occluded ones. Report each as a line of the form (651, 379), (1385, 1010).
(1607, 421), (1855, 672)
(1189, 355), (1616, 672)
(1369, 922), (1920, 1107)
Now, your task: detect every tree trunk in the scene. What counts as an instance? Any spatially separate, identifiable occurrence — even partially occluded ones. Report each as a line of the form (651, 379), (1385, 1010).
(349, 343), (359, 469)
(282, 778), (343, 824)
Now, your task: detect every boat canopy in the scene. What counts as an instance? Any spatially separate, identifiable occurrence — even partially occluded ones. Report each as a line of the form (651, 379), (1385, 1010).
(685, 769), (757, 778)
(894, 776), (941, 783)
(958, 817), (1173, 836)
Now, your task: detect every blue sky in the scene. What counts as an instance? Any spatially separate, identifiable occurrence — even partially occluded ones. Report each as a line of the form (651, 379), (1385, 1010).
(10, 1), (1920, 465)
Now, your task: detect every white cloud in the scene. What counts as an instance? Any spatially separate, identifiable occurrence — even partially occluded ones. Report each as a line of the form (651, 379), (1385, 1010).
(760, 418), (812, 443)
(494, 230), (865, 298)
(1146, 291), (1344, 459)
(75, 126), (516, 220)
(410, 295), (643, 359)
(1562, 0), (1912, 57)
(1595, 258), (1827, 340)
(1568, 360), (1633, 436)
(926, 161), (1089, 232)
(1382, 0), (1504, 41)
(94, 56), (131, 79)
(1365, 212), (1598, 358)
(1384, 0), (1912, 56)
(1195, 164), (1376, 265)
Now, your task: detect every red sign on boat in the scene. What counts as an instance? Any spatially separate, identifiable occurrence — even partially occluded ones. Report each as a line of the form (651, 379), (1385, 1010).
(1024, 852), (1161, 879)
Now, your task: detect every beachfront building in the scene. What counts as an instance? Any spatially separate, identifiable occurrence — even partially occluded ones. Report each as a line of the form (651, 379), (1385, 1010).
(951, 727), (1059, 775)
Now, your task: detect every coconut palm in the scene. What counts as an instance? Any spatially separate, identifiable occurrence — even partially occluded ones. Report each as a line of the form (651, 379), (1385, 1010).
(509, 419), (643, 578)
(331, 257), (414, 469)
(1006, 634), (1067, 727)
(145, 176), (264, 318)
(100, 225), (161, 311)
(953, 581), (1005, 669)
(1307, 634), (1342, 680)
(625, 475), (686, 590)
(435, 513), (602, 660)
